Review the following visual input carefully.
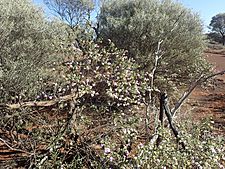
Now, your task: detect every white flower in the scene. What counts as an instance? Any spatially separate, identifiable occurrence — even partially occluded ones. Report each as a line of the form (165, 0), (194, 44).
(138, 143), (144, 149)
(211, 147), (217, 154)
(104, 147), (111, 154)
(109, 156), (113, 162)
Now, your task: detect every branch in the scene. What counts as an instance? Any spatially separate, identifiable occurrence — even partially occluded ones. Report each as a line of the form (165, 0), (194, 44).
(4, 93), (78, 109)
(148, 40), (163, 104)
(171, 70), (225, 118)
(0, 138), (32, 155)
(163, 93), (186, 149)
(145, 40), (163, 137)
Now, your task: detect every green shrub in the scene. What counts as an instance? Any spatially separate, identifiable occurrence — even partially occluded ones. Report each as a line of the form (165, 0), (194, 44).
(33, 110), (224, 168)
(98, 0), (210, 88)
(0, 0), (66, 102)
(98, 119), (225, 169)
(63, 39), (149, 111)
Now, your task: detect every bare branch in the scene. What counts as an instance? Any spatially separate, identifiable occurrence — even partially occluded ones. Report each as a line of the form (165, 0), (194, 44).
(171, 70), (225, 118)
(4, 93), (78, 109)
(162, 93), (186, 149)
(0, 138), (32, 155)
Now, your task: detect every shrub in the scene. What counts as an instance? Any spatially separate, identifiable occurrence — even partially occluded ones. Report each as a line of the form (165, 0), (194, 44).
(0, 0), (65, 102)
(30, 111), (224, 168)
(63, 39), (149, 111)
(98, 119), (225, 168)
(98, 0), (210, 88)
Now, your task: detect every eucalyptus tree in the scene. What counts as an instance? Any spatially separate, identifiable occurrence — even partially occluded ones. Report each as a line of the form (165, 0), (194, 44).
(44, 0), (95, 29)
(209, 13), (225, 45)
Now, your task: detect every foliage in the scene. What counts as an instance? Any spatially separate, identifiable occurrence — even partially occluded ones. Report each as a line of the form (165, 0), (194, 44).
(11, 107), (222, 168)
(207, 32), (223, 44)
(0, 1), (224, 169)
(62, 39), (150, 111)
(0, 0), (66, 103)
(209, 13), (225, 45)
(97, 119), (225, 169)
(98, 0), (210, 87)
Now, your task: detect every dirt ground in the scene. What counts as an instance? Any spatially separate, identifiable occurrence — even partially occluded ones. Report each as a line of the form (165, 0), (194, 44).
(186, 52), (225, 135)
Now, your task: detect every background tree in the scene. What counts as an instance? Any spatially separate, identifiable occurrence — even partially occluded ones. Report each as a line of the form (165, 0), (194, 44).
(98, 0), (210, 89)
(44, 0), (100, 53)
(209, 13), (225, 45)
(206, 32), (223, 44)
(44, 0), (95, 29)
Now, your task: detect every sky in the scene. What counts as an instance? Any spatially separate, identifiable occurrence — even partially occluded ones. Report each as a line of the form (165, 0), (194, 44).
(33, 0), (225, 32)
(177, 0), (225, 32)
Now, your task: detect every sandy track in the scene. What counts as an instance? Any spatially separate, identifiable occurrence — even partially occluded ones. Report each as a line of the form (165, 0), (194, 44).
(205, 52), (225, 80)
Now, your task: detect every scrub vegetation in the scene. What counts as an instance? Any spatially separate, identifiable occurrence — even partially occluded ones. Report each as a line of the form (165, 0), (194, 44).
(0, 0), (224, 168)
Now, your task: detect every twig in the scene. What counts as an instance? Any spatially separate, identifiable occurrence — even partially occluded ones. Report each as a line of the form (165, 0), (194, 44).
(0, 138), (32, 155)
(37, 156), (48, 167)
(149, 134), (159, 145)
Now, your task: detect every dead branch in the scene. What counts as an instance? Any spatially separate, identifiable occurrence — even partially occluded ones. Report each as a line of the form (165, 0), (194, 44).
(4, 93), (78, 109)
(162, 93), (186, 149)
(145, 40), (163, 138)
(0, 138), (32, 155)
(156, 92), (166, 146)
(171, 70), (225, 118)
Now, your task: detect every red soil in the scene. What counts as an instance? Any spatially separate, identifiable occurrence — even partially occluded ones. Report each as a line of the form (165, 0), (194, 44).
(187, 52), (225, 135)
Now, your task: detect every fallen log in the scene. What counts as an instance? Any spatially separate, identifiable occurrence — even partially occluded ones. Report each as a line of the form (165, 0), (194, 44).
(3, 93), (78, 109)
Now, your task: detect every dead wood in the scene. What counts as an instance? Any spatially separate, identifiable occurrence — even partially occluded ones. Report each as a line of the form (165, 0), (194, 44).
(171, 70), (225, 118)
(3, 93), (78, 109)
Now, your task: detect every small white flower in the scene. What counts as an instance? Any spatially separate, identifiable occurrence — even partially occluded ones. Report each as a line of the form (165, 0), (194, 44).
(138, 143), (144, 149)
(109, 156), (113, 162)
(104, 148), (111, 154)
(211, 147), (217, 154)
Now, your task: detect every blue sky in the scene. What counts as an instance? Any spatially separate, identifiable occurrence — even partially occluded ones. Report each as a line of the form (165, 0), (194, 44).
(177, 0), (225, 32)
(33, 0), (225, 32)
